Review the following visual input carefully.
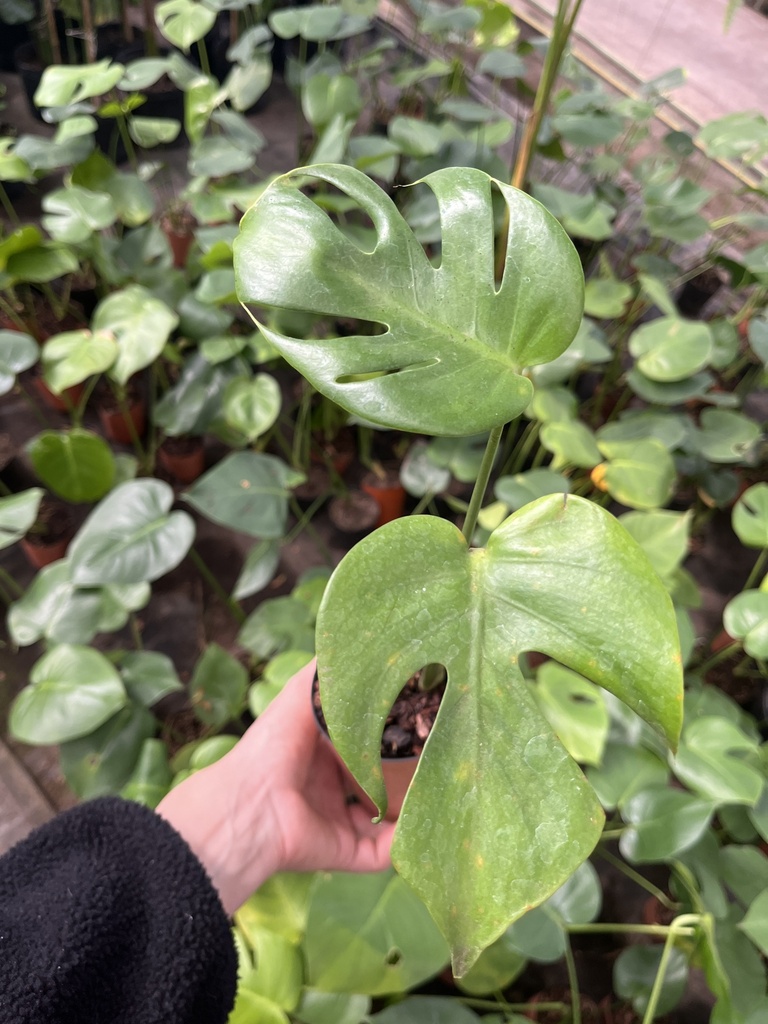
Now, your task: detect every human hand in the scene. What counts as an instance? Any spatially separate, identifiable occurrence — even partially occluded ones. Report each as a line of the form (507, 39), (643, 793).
(157, 659), (395, 914)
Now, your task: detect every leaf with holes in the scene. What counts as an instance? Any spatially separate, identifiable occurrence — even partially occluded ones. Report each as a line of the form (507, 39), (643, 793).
(92, 285), (178, 386)
(155, 0), (216, 50)
(69, 479), (195, 586)
(317, 494), (682, 972)
(0, 488), (43, 549)
(42, 186), (117, 244)
(673, 716), (763, 805)
(184, 451), (303, 539)
(9, 644), (127, 744)
(28, 429), (116, 504)
(533, 662), (608, 767)
(235, 164), (583, 436)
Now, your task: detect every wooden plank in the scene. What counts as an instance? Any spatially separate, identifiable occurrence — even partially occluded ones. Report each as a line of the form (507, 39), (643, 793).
(0, 738), (55, 855)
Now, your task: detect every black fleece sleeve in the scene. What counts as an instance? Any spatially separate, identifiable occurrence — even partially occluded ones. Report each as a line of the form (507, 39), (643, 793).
(0, 796), (238, 1024)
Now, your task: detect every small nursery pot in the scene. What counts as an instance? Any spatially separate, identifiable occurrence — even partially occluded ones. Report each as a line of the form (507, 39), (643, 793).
(21, 500), (74, 569)
(361, 470), (406, 526)
(31, 375), (85, 413)
(328, 490), (380, 545)
(157, 436), (205, 483)
(311, 672), (418, 822)
(98, 399), (146, 444)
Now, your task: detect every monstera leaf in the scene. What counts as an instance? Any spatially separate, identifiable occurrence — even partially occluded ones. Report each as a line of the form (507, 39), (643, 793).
(235, 164), (583, 436)
(316, 494), (683, 974)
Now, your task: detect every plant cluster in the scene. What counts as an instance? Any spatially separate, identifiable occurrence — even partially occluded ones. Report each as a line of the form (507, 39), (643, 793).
(0, 0), (766, 1019)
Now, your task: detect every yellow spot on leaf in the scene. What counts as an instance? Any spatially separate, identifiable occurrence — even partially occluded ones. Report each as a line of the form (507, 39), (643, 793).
(475, 855), (484, 868)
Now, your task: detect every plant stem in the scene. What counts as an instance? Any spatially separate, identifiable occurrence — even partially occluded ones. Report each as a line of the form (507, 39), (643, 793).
(462, 425), (504, 544)
(411, 491), (434, 516)
(188, 547), (246, 625)
(596, 847), (678, 911)
(459, 997), (566, 1013)
(197, 38), (211, 76)
(0, 564), (23, 598)
(600, 828), (625, 840)
(744, 547), (768, 591)
(283, 493), (327, 545)
(695, 640), (741, 677)
(563, 934), (581, 1024)
(566, 923), (696, 937)
(0, 184), (19, 226)
(289, 497), (334, 565)
(130, 613), (143, 650)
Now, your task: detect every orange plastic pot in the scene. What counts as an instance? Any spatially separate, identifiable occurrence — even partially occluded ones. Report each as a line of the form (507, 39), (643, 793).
(165, 228), (194, 269)
(21, 535), (70, 569)
(99, 400), (146, 444)
(361, 470), (406, 527)
(157, 438), (205, 483)
(32, 376), (84, 413)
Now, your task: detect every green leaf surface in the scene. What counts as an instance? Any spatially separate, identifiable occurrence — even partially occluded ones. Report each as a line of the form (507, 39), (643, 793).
(618, 510), (690, 579)
(739, 889), (768, 958)
(34, 61), (125, 107)
(0, 488), (43, 550)
(724, 590), (768, 659)
(60, 703), (155, 799)
(629, 317), (713, 382)
(583, 277), (633, 318)
(673, 716), (763, 805)
(373, 997), (479, 1023)
(69, 479), (195, 586)
(614, 945), (688, 1017)
(733, 484), (768, 548)
(28, 429), (116, 504)
(620, 787), (714, 862)
(304, 870), (450, 995)
(41, 330), (117, 393)
(0, 330), (39, 394)
(239, 925), (303, 1010)
(235, 164), (584, 436)
(191, 643), (248, 727)
(400, 441), (451, 497)
(93, 285), (178, 385)
(9, 644), (127, 744)
(747, 317), (768, 366)
(41, 186), (117, 243)
(595, 438), (676, 510)
(120, 651), (183, 707)
(129, 116), (181, 147)
(294, 990), (370, 1024)
(317, 494), (682, 971)
(586, 742), (669, 810)
(534, 662), (608, 766)
(153, 351), (246, 435)
(121, 739), (173, 808)
(223, 373), (282, 441)
(184, 452), (302, 539)
(627, 368), (717, 406)
(695, 409), (761, 464)
(720, 846), (768, 908)
(237, 872), (314, 946)
(156, 0), (216, 49)
(239, 596), (315, 659)
(540, 419), (601, 468)
(234, 539), (281, 600)
(494, 469), (570, 510)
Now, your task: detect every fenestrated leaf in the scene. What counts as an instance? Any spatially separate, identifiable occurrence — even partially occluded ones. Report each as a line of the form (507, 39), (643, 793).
(619, 787), (714, 863)
(41, 329), (118, 393)
(534, 662), (609, 766)
(9, 644), (127, 744)
(222, 373), (282, 441)
(8, 560), (149, 646)
(184, 451), (303, 539)
(0, 488), (43, 549)
(235, 163), (584, 436)
(733, 484), (768, 548)
(629, 317), (713, 382)
(34, 60), (125, 107)
(120, 651), (183, 707)
(190, 643), (248, 727)
(0, 330), (39, 394)
(59, 703), (155, 799)
(69, 479), (195, 586)
(673, 717), (763, 805)
(28, 429), (116, 504)
(304, 870), (449, 996)
(316, 494), (683, 972)
(93, 285), (178, 386)
(41, 186), (117, 244)
(155, 0), (216, 49)
(724, 590), (768, 659)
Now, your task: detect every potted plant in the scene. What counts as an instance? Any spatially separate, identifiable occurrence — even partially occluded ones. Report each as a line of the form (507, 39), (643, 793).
(233, 161), (684, 975)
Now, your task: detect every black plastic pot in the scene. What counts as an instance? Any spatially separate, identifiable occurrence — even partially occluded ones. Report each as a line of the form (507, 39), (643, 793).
(676, 267), (726, 319)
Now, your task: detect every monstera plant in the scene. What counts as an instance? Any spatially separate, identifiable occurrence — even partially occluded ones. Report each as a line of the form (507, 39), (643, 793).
(234, 163), (683, 974)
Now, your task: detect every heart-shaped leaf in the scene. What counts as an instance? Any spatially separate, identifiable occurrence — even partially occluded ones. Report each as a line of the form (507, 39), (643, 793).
(0, 330), (39, 394)
(69, 479), (195, 585)
(494, 469), (570, 510)
(674, 717), (763, 805)
(9, 644), (127, 744)
(739, 889), (768, 957)
(733, 484), (768, 549)
(0, 488), (43, 549)
(724, 590), (768, 659)
(586, 743), (668, 811)
(540, 419), (601, 468)
(223, 373), (282, 441)
(618, 510), (690, 579)
(614, 946), (688, 1017)
(235, 163), (584, 436)
(8, 560), (149, 646)
(316, 494), (682, 971)
(619, 788), (714, 863)
(156, 0), (216, 49)
(93, 285), (178, 386)
(184, 451), (303, 538)
(190, 643), (249, 727)
(239, 596), (315, 659)
(129, 116), (182, 147)
(120, 651), (183, 707)
(41, 329), (118, 393)
(629, 317), (713, 382)
(593, 438), (675, 510)
(234, 539), (281, 600)
(696, 409), (762, 464)
(28, 429), (116, 504)
(60, 703), (156, 799)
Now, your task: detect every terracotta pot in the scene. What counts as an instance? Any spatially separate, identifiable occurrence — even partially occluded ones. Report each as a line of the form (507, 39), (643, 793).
(21, 534), (70, 569)
(164, 227), (195, 269)
(361, 470), (406, 526)
(99, 400), (146, 444)
(157, 437), (205, 483)
(32, 376), (85, 413)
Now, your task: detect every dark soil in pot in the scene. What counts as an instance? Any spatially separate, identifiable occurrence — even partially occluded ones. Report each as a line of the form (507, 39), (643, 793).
(676, 266), (726, 319)
(328, 489), (379, 543)
(21, 496), (74, 568)
(157, 436), (206, 483)
(293, 463), (332, 507)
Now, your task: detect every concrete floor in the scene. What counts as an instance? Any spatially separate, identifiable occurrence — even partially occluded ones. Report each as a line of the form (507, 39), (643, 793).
(514, 0), (768, 126)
